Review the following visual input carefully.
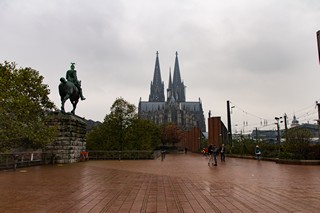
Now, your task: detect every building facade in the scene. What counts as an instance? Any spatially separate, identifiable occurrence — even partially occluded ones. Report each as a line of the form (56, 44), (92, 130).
(138, 52), (206, 132)
(208, 117), (228, 147)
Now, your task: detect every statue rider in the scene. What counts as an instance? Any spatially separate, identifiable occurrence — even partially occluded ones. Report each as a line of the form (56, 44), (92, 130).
(66, 62), (86, 100)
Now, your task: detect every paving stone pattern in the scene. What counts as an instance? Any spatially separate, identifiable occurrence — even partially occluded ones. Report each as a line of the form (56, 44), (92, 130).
(0, 154), (319, 212)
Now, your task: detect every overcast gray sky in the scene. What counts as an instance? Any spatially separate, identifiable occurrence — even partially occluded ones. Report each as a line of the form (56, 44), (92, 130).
(1, 0), (320, 134)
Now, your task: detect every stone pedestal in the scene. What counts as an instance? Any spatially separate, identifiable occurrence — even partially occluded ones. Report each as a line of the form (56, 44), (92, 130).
(46, 111), (86, 163)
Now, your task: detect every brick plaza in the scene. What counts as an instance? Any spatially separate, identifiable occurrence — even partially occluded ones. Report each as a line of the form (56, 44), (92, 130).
(0, 153), (319, 213)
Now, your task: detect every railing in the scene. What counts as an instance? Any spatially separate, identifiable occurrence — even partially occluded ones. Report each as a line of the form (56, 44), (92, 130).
(88, 150), (161, 160)
(0, 150), (161, 170)
(0, 152), (55, 170)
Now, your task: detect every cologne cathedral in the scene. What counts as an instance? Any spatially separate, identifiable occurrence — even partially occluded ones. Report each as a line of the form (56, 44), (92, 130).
(138, 52), (206, 132)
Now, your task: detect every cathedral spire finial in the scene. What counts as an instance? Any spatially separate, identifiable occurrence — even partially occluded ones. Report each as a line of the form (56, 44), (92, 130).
(156, 51), (159, 56)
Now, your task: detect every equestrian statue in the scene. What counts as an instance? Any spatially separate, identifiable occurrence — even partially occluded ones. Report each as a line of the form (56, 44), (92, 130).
(59, 63), (86, 115)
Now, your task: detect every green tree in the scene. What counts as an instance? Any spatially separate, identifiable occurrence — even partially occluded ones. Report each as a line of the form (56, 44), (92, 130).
(0, 61), (56, 152)
(86, 97), (161, 151)
(283, 128), (312, 159)
(105, 97), (137, 151)
(161, 123), (183, 148)
(125, 119), (161, 150)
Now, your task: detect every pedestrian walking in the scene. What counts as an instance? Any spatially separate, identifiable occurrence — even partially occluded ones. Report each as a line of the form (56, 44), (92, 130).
(219, 144), (226, 162)
(208, 144), (218, 166)
(204, 147), (208, 158)
(213, 145), (218, 166)
(255, 145), (261, 161)
(208, 144), (214, 166)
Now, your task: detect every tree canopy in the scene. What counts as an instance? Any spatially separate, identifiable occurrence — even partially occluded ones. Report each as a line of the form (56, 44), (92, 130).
(160, 123), (183, 147)
(283, 128), (312, 159)
(86, 97), (161, 151)
(0, 61), (56, 152)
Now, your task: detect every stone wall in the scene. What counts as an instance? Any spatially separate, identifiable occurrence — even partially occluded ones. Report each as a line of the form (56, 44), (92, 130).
(46, 111), (86, 163)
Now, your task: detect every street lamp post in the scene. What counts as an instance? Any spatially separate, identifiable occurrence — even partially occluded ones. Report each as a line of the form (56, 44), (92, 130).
(227, 101), (235, 146)
(227, 101), (232, 145)
(316, 30), (320, 64)
(275, 117), (282, 157)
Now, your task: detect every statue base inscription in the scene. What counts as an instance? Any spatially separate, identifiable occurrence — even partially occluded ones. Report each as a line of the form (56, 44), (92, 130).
(46, 111), (86, 164)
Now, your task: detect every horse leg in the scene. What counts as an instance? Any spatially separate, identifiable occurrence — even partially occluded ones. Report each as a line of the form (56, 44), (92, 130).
(61, 99), (66, 113)
(61, 95), (69, 113)
(71, 99), (79, 115)
(71, 103), (76, 115)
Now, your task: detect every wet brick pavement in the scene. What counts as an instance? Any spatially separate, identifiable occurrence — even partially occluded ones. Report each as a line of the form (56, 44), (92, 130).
(0, 153), (319, 212)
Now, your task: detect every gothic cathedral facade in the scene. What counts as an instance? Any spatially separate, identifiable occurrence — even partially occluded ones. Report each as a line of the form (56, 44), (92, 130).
(138, 52), (206, 132)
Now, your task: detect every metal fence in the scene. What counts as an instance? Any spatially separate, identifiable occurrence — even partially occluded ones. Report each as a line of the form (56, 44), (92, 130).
(0, 150), (161, 170)
(0, 152), (55, 170)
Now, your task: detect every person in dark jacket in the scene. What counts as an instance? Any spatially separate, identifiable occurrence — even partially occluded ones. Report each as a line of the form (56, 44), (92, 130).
(255, 145), (261, 160)
(212, 145), (218, 166)
(207, 144), (214, 166)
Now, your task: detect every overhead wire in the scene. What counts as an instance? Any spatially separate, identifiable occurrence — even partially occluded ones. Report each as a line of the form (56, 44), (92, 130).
(229, 100), (320, 134)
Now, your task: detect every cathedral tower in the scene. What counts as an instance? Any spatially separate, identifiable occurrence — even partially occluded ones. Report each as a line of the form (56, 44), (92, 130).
(149, 51), (165, 102)
(172, 52), (186, 102)
(139, 51), (206, 132)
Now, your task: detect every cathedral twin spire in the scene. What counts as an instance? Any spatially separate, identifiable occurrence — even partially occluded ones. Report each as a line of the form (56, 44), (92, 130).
(149, 51), (165, 102)
(149, 51), (186, 103)
(172, 52), (185, 102)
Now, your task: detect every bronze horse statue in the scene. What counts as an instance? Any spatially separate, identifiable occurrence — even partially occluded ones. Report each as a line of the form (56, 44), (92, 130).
(59, 77), (80, 115)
